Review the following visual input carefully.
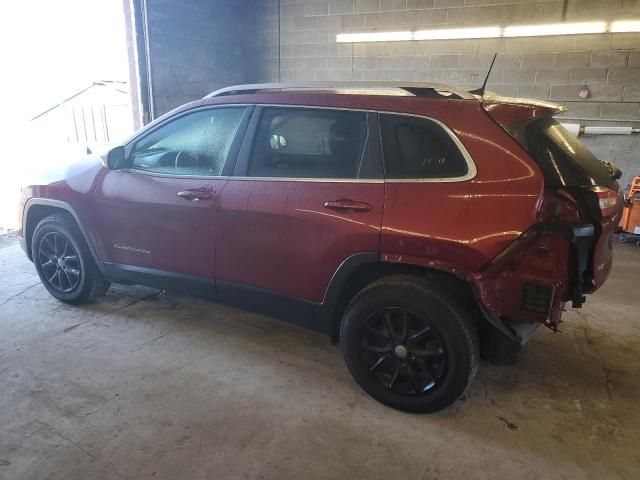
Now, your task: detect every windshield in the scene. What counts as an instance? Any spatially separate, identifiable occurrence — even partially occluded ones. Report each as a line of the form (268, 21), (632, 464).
(510, 117), (617, 188)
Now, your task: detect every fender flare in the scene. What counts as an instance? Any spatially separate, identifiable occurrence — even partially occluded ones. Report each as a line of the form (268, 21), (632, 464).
(23, 198), (107, 275)
(313, 252), (379, 336)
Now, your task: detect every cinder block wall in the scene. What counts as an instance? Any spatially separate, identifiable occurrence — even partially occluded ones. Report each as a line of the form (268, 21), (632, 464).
(143, 0), (261, 116)
(254, 0), (640, 190)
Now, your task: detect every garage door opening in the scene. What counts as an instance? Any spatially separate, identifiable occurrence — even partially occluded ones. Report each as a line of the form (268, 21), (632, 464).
(0, 0), (133, 231)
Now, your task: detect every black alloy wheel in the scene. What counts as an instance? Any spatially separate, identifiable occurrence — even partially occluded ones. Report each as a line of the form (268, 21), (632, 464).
(361, 307), (446, 395)
(38, 231), (82, 293)
(32, 214), (110, 304)
(340, 275), (479, 413)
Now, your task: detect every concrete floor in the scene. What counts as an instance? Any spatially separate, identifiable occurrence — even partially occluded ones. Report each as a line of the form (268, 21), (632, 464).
(1, 239), (639, 480)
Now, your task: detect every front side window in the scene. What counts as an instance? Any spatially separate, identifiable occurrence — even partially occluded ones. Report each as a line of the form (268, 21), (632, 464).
(130, 107), (247, 176)
(248, 107), (367, 179)
(380, 114), (469, 179)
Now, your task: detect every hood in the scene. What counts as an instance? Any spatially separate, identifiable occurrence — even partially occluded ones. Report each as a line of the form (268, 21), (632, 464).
(21, 144), (106, 194)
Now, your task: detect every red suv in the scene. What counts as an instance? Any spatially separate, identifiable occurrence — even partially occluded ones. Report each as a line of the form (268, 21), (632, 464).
(17, 82), (622, 412)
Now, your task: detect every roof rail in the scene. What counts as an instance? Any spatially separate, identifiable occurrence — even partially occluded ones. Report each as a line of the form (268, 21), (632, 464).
(203, 82), (477, 100)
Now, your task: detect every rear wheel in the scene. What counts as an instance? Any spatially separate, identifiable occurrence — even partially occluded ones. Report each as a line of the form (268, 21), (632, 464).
(32, 214), (109, 304)
(340, 275), (479, 413)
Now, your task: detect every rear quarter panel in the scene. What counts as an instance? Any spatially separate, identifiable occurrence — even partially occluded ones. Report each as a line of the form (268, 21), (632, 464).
(381, 102), (544, 277)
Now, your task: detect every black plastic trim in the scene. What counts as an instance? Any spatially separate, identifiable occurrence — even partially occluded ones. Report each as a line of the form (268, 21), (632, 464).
(102, 252), (380, 337)
(476, 302), (541, 345)
(19, 236), (28, 255)
(22, 198), (107, 275)
(537, 222), (595, 308)
(233, 105), (262, 176)
(216, 281), (319, 332)
(318, 252), (380, 339)
(104, 263), (215, 298)
(218, 252), (379, 335)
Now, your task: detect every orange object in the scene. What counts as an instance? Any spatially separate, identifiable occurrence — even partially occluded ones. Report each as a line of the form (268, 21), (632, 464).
(619, 176), (640, 234)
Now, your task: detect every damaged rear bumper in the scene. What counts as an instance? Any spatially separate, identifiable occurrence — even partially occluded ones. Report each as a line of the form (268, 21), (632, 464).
(471, 223), (595, 344)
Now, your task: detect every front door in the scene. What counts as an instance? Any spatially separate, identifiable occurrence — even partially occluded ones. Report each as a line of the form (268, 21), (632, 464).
(216, 106), (384, 307)
(91, 106), (250, 283)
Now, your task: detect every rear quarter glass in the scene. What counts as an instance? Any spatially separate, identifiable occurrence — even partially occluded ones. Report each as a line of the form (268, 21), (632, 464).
(508, 117), (618, 189)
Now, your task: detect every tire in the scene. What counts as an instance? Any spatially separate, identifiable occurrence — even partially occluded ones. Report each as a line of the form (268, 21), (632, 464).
(340, 275), (479, 413)
(32, 214), (110, 304)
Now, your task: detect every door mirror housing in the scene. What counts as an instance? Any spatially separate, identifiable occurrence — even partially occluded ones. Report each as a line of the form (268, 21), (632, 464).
(106, 146), (125, 169)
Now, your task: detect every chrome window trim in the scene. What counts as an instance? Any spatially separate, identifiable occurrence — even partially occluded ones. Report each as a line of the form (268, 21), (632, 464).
(238, 104), (476, 183)
(227, 176), (384, 183)
(118, 169), (233, 180)
(118, 103), (476, 183)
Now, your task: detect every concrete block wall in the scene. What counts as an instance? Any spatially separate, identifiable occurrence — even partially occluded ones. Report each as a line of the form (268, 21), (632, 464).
(143, 0), (261, 117)
(253, 0), (640, 190)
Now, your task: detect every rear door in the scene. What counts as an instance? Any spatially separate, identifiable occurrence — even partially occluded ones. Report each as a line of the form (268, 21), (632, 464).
(92, 106), (251, 284)
(216, 105), (384, 307)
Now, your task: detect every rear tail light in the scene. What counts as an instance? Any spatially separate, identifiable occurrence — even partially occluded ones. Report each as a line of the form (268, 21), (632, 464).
(538, 187), (622, 224)
(593, 187), (620, 219)
(537, 189), (583, 223)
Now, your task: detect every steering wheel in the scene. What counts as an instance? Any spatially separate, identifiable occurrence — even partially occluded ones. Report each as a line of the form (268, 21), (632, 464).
(175, 150), (199, 170)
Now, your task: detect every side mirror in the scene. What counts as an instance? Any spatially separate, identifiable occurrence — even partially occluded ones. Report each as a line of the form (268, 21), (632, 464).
(106, 146), (125, 170)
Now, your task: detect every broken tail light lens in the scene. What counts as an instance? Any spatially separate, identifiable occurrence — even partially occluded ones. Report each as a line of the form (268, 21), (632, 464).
(592, 187), (621, 220)
(537, 189), (583, 223)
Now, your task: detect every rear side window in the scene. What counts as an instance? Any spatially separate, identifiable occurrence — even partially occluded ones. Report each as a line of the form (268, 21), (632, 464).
(510, 117), (617, 188)
(380, 114), (469, 179)
(248, 107), (367, 179)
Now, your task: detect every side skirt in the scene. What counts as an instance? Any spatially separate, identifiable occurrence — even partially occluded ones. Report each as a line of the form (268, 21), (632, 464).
(103, 252), (380, 338)
(103, 263), (329, 334)
(216, 281), (325, 334)
(103, 263), (215, 299)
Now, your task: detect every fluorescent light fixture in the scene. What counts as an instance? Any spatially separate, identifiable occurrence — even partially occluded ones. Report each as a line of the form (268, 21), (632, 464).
(610, 20), (640, 32)
(336, 31), (412, 43)
(336, 19), (640, 44)
(414, 26), (501, 40)
(503, 22), (606, 37)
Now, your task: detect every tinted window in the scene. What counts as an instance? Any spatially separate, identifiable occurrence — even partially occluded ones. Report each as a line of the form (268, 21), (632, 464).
(380, 114), (469, 179)
(513, 117), (617, 188)
(248, 107), (367, 179)
(130, 107), (246, 176)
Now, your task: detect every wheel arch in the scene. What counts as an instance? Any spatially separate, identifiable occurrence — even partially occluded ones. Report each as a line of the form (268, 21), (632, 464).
(321, 255), (485, 344)
(23, 199), (106, 275)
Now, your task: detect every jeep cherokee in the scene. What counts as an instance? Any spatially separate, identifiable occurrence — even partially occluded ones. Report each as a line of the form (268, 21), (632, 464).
(17, 82), (623, 412)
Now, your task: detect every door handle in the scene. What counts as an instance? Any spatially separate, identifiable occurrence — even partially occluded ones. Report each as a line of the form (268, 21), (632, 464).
(177, 189), (213, 201)
(323, 199), (372, 212)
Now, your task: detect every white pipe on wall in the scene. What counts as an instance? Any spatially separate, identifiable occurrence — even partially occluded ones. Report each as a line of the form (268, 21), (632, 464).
(584, 126), (637, 135)
(560, 123), (640, 137)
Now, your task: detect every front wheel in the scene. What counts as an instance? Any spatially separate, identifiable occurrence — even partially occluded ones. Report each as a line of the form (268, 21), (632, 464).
(340, 275), (479, 413)
(32, 214), (110, 304)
